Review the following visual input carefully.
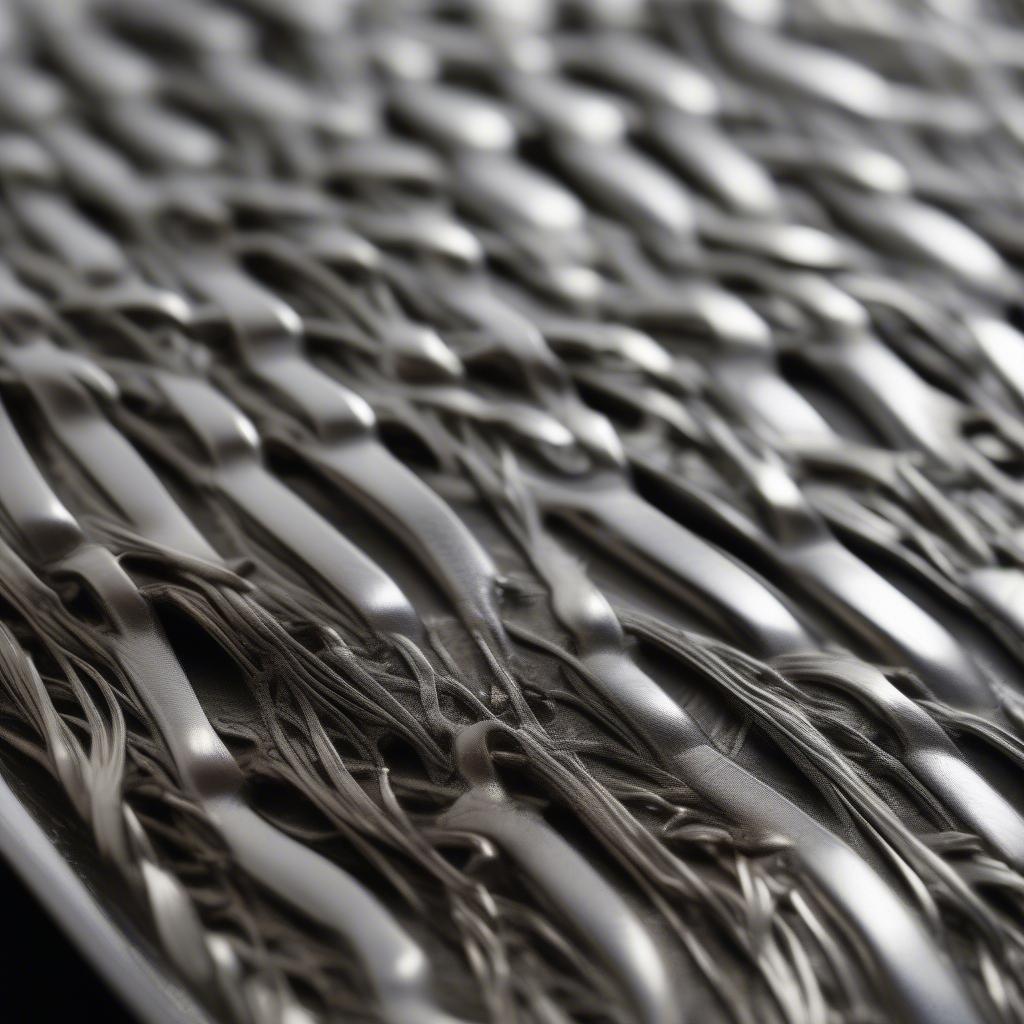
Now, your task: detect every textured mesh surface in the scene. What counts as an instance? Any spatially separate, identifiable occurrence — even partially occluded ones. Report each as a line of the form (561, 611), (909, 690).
(1, 2), (1024, 1023)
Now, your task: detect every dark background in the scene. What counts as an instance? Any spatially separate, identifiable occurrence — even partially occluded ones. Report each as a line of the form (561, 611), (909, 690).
(0, 853), (134, 1021)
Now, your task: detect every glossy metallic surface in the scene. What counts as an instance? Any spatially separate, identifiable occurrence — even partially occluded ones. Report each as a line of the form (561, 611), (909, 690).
(0, 4), (1021, 1024)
